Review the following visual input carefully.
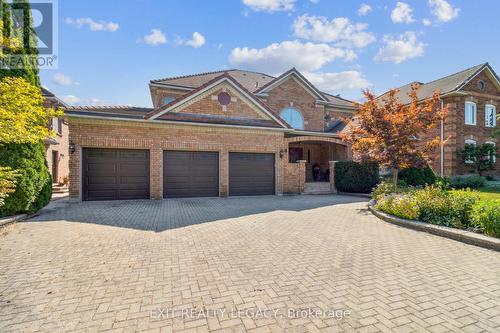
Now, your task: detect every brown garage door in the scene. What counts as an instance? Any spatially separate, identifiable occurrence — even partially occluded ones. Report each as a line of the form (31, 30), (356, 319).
(163, 151), (219, 198)
(82, 148), (150, 201)
(229, 153), (275, 196)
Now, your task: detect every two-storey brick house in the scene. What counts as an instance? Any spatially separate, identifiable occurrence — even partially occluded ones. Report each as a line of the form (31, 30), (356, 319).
(66, 68), (355, 201)
(380, 63), (499, 177)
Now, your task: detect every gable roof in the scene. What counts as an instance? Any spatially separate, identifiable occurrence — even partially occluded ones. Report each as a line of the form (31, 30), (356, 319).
(379, 63), (500, 104)
(254, 67), (328, 102)
(146, 72), (291, 128)
(151, 69), (275, 93)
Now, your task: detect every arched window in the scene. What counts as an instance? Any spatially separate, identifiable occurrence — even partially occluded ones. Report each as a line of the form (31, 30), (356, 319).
(280, 108), (304, 130)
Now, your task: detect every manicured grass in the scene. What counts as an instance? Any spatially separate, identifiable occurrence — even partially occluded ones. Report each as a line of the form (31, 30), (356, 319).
(477, 182), (500, 201)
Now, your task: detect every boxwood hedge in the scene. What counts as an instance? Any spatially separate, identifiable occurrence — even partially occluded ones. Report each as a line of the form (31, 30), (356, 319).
(334, 161), (379, 193)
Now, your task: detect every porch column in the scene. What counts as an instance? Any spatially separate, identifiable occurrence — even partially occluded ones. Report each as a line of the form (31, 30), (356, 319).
(329, 161), (338, 193)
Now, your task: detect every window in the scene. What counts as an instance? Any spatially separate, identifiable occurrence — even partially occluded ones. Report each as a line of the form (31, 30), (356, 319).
(280, 107), (304, 130)
(485, 104), (497, 127)
(464, 139), (477, 164)
(464, 102), (476, 125)
(485, 141), (496, 163)
(478, 80), (486, 91)
(57, 118), (63, 135)
(163, 97), (174, 105)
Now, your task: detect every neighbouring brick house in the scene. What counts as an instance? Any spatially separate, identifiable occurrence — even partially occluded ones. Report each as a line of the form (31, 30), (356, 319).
(380, 63), (499, 177)
(65, 68), (355, 201)
(42, 87), (70, 187)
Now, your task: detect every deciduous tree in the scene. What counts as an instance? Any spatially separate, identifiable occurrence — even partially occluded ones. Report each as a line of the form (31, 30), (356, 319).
(341, 84), (447, 187)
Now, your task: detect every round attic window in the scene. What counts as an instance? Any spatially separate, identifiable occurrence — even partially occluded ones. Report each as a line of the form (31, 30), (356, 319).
(478, 80), (486, 91)
(218, 92), (231, 106)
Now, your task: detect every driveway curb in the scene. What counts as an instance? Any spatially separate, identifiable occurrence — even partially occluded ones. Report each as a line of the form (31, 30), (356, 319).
(0, 214), (28, 227)
(368, 202), (500, 252)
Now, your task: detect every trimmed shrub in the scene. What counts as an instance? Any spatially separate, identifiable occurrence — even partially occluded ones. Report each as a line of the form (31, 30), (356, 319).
(372, 180), (414, 201)
(376, 194), (419, 220)
(399, 167), (437, 187)
(334, 161), (379, 193)
(0, 142), (51, 217)
(31, 173), (53, 213)
(471, 200), (500, 238)
(448, 175), (486, 189)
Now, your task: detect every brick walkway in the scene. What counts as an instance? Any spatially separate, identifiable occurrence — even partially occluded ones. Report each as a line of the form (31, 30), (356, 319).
(1, 195), (499, 332)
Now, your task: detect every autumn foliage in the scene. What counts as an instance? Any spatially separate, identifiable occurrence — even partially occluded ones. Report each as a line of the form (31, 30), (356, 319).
(341, 84), (448, 186)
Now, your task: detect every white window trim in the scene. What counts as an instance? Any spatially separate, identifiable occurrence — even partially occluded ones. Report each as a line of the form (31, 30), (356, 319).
(485, 141), (496, 163)
(465, 101), (477, 125)
(464, 139), (477, 164)
(485, 104), (497, 127)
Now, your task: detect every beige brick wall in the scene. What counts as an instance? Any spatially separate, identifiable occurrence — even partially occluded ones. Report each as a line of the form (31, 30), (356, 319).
(68, 118), (287, 200)
(165, 84), (270, 120)
(283, 161), (305, 194)
(262, 77), (326, 131)
(150, 86), (187, 108)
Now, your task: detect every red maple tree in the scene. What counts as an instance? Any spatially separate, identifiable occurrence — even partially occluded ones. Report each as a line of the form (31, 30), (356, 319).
(341, 84), (448, 186)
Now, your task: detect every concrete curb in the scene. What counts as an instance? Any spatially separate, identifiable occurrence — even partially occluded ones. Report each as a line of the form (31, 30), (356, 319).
(0, 214), (28, 227)
(338, 192), (372, 199)
(368, 202), (500, 252)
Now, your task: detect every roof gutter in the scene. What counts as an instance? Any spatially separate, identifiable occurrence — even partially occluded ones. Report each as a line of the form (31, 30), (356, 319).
(286, 129), (342, 138)
(66, 112), (289, 132)
(149, 82), (194, 91)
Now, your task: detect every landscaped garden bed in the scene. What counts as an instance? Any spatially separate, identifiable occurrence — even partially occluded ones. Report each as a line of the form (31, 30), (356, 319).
(371, 175), (500, 240)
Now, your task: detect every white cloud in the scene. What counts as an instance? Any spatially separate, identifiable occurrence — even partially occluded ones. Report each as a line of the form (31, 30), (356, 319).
(374, 32), (426, 64)
(52, 73), (77, 86)
(242, 0), (295, 12)
(422, 18), (432, 26)
(358, 4), (372, 16)
(143, 29), (167, 46)
(62, 95), (104, 106)
(303, 70), (372, 92)
(292, 14), (376, 48)
(176, 32), (206, 48)
(428, 0), (460, 23)
(229, 40), (356, 73)
(391, 2), (415, 24)
(65, 17), (119, 32)
(309, 0), (320, 3)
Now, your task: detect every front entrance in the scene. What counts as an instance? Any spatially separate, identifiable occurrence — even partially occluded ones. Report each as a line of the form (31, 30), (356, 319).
(51, 151), (59, 183)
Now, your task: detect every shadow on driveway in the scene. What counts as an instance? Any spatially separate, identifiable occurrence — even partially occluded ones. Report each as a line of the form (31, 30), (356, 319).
(28, 195), (368, 232)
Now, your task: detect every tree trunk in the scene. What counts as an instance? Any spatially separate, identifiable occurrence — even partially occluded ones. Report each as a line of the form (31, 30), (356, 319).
(392, 168), (399, 188)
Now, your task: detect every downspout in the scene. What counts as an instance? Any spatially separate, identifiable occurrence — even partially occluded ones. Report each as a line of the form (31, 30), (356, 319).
(440, 99), (444, 177)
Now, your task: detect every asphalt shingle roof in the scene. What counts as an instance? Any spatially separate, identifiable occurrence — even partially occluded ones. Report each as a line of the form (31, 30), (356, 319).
(151, 69), (276, 93)
(379, 63), (487, 104)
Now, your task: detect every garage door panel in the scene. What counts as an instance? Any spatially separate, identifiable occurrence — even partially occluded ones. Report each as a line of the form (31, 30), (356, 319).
(229, 153), (275, 196)
(164, 151), (219, 198)
(83, 148), (150, 201)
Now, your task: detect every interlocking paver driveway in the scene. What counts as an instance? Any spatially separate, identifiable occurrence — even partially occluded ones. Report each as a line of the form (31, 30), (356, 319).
(1, 195), (499, 333)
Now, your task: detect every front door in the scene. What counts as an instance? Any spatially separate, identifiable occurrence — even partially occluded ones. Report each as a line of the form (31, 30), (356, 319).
(51, 151), (58, 183)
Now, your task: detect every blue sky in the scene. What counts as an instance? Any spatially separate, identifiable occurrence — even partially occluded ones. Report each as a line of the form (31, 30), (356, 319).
(40, 0), (500, 107)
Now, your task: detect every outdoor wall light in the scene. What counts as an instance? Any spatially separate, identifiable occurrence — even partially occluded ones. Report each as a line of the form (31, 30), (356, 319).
(69, 142), (76, 154)
(279, 148), (287, 159)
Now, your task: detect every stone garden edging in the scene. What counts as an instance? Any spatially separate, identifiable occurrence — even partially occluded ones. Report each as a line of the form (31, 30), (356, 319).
(368, 201), (500, 252)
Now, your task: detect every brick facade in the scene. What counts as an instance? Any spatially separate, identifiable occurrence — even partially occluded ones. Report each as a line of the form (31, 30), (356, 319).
(434, 71), (499, 176)
(261, 77), (326, 132)
(164, 83), (270, 120)
(68, 118), (289, 199)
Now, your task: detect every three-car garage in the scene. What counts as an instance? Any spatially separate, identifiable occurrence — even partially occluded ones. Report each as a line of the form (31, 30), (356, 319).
(82, 148), (276, 201)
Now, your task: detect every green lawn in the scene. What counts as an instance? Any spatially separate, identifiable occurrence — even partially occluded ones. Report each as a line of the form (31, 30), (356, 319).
(477, 183), (500, 201)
